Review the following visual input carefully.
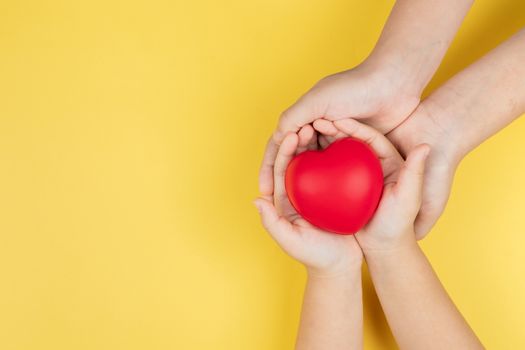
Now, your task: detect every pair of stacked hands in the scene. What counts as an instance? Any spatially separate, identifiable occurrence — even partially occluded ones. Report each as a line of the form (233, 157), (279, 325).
(252, 5), (525, 345)
(251, 62), (499, 348)
(255, 118), (429, 277)
(254, 119), (482, 349)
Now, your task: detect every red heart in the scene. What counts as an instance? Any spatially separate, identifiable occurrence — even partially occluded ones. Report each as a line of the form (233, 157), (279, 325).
(285, 137), (383, 235)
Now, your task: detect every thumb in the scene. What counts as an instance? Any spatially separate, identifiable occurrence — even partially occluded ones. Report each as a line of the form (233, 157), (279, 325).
(261, 92), (320, 196)
(395, 144), (430, 212)
(276, 92), (323, 143)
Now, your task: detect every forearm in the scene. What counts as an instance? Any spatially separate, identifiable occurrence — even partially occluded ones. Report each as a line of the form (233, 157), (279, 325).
(421, 28), (525, 161)
(296, 267), (363, 350)
(365, 243), (482, 350)
(366, 0), (473, 96)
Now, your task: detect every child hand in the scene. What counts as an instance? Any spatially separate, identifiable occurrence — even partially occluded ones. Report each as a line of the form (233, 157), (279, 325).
(313, 119), (430, 254)
(315, 119), (483, 350)
(254, 125), (363, 277)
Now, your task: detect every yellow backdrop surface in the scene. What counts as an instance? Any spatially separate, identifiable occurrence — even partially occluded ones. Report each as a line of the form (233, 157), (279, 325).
(1, 0), (525, 349)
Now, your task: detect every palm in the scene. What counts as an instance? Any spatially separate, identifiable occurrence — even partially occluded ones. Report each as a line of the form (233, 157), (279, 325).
(284, 219), (363, 273)
(312, 118), (412, 251)
(272, 127), (362, 271)
(355, 184), (406, 251)
(274, 172), (362, 269)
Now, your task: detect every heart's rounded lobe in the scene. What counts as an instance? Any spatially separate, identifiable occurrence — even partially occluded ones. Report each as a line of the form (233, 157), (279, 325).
(285, 137), (383, 234)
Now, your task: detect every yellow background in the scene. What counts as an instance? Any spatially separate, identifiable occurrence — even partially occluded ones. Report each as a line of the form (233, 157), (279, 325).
(1, 0), (524, 348)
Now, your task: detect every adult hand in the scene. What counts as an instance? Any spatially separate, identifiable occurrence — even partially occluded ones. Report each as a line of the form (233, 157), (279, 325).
(259, 61), (421, 196)
(387, 102), (461, 239)
(388, 28), (525, 239)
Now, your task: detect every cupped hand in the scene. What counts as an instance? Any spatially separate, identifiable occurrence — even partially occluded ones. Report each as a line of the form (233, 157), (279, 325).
(387, 102), (460, 239)
(259, 62), (421, 197)
(312, 119), (429, 253)
(254, 125), (363, 277)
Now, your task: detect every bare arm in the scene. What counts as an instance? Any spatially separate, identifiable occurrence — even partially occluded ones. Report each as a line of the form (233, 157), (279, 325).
(366, 0), (475, 96)
(296, 268), (363, 350)
(423, 27), (525, 160)
(389, 27), (525, 236)
(365, 244), (483, 350)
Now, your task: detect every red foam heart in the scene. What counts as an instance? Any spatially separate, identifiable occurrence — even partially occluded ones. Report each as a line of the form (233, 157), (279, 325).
(285, 137), (383, 234)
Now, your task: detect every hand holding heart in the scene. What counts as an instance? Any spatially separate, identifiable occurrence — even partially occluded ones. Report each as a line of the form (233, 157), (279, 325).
(255, 119), (430, 273)
(254, 124), (364, 276)
(313, 119), (430, 254)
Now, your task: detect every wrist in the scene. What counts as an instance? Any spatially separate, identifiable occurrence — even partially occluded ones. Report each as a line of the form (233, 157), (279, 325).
(388, 100), (465, 167)
(421, 95), (477, 163)
(306, 258), (362, 280)
(363, 48), (426, 100)
(363, 240), (421, 269)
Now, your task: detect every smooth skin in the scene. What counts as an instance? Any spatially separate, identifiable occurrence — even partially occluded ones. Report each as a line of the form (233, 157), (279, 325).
(259, 0), (474, 234)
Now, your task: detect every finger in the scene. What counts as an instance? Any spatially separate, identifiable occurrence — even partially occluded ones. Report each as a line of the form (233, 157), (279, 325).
(318, 135), (330, 149)
(263, 89), (322, 195)
(296, 125), (315, 154)
(258, 136), (280, 196)
(306, 129), (318, 151)
(274, 133), (299, 215)
(254, 198), (299, 251)
(313, 119), (348, 145)
(395, 144), (430, 214)
(275, 92), (324, 144)
(313, 119), (338, 136)
(333, 119), (402, 161)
